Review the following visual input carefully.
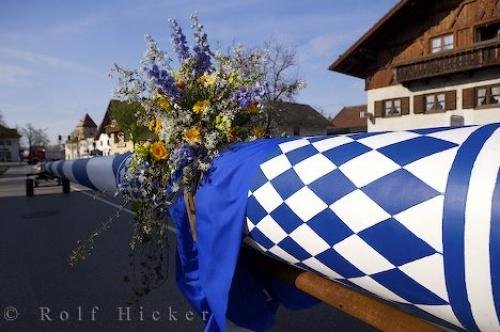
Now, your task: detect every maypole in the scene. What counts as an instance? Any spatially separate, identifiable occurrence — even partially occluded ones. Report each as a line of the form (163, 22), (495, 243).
(45, 123), (500, 331)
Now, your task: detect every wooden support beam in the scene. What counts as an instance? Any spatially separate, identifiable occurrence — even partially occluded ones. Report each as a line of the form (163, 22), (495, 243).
(251, 252), (443, 332)
(184, 191), (197, 242)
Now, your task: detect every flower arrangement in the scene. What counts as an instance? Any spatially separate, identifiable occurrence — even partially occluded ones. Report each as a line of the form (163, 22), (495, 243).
(76, 15), (270, 295)
(70, 15), (304, 300)
(112, 15), (268, 209)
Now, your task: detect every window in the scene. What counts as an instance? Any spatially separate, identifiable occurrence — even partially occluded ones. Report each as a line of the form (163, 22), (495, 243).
(416, 91), (455, 114)
(477, 87), (487, 105)
(425, 93), (446, 112)
(476, 85), (500, 106)
(293, 126), (300, 136)
(375, 97), (409, 118)
(431, 34), (454, 53)
(384, 99), (402, 116)
(476, 22), (500, 42)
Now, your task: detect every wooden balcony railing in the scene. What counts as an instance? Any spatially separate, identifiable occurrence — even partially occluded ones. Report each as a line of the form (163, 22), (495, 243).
(395, 40), (500, 83)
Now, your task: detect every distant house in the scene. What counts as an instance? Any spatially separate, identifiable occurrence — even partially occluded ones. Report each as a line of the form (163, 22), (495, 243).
(330, 0), (500, 131)
(65, 114), (98, 159)
(96, 100), (133, 156)
(94, 103), (113, 157)
(0, 124), (21, 161)
(272, 101), (331, 136)
(329, 105), (368, 134)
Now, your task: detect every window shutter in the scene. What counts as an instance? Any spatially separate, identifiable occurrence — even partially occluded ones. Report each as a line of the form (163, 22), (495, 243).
(462, 88), (475, 109)
(374, 101), (384, 118)
(445, 90), (457, 110)
(401, 97), (410, 115)
(414, 95), (425, 114)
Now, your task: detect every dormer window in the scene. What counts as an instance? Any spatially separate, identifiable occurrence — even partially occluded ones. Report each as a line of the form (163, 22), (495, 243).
(431, 34), (454, 53)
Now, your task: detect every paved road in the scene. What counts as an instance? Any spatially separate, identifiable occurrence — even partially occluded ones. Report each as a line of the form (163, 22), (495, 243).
(0, 163), (372, 331)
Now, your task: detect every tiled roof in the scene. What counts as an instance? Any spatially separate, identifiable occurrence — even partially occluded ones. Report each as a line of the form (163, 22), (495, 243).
(275, 101), (331, 127)
(78, 113), (97, 128)
(331, 105), (367, 131)
(95, 100), (126, 139)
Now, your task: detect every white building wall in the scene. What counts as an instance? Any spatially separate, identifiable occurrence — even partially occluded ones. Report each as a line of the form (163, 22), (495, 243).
(109, 132), (134, 155)
(65, 143), (78, 160)
(97, 133), (111, 156)
(65, 138), (96, 159)
(79, 138), (96, 158)
(0, 138), (20, 161)
(367, 70), (500, 132)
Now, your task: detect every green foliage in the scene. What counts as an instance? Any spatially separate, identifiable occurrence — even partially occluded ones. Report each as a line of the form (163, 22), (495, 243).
(109, 101), (153, 144)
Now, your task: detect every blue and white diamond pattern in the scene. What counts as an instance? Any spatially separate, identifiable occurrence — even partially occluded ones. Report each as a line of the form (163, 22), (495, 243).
(44, 124), (499, 330)
(244, 126), (484, 328)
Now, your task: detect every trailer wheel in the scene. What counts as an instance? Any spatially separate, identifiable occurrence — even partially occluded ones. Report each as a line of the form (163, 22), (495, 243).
(62, 179), (70, 194)
(26, 179), (34, 197)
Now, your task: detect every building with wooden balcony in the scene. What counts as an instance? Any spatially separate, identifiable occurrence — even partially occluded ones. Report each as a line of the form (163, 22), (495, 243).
(330, 0), (500, 131)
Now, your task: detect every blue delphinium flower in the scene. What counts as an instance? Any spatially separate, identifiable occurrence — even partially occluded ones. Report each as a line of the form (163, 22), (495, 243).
(147, 64), (181, 99)
(231, 84), (267, 108)
(232, 88), (252, 108)
(171, 144), (196, 172)
(191, 14), (212, 76)
(118, 160), (152, 202)
(169, 19), (190, 62)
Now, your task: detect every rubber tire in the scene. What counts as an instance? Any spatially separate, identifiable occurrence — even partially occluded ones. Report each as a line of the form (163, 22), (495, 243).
(62, 179), (70, 194)
(26, 179), (34, 197)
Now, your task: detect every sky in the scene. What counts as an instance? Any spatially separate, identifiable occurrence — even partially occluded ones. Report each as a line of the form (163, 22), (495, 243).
(0, 0), (398, 143)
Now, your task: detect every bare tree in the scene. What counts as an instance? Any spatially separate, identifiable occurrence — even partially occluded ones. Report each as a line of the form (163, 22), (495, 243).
(262, 41), (305, 135)
(218, 41), (305, 135)
(20, 123), (50, 157)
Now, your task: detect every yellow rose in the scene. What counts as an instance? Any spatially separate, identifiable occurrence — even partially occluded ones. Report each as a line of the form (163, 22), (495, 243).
(152, 90), (171, 111)
(184, 127), (201, 143)
(198, 73), (217, 87)
(156, 95), (171, 111)
(148, 118), (162, 135)
(150, 141), (169, 161)
(192, 100), (210, 114)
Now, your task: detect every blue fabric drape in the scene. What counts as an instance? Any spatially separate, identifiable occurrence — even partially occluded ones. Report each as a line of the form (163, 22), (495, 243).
(169, 139), (318, 332)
